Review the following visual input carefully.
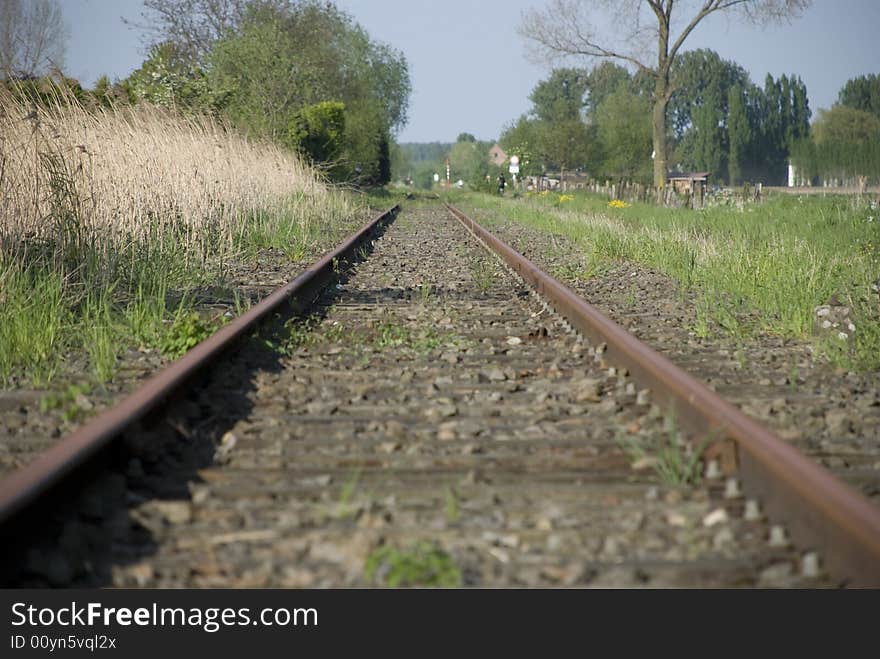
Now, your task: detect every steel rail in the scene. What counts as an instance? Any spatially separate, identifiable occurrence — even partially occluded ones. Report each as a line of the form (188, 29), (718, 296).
(0, 204), (399, 527)
(446, 201), (880, 587)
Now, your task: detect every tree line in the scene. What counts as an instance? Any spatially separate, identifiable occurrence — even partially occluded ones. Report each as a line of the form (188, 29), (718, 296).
(518, 0), (812, 188)
(497, 53), (812, 187)
(2, 0), (412, 186)
(790, 74), (880, 186)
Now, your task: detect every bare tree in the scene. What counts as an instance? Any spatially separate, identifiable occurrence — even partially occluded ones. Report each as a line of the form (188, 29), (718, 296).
(126, 0), (292, 64)
(519, 0), (811, 187)
(0, 0), (69, 78)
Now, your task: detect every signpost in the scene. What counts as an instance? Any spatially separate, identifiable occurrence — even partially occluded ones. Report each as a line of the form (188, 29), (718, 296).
(509, 155), (520, 188)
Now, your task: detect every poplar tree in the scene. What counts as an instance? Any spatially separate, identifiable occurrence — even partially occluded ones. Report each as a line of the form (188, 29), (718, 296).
(727, 84), (751, 185)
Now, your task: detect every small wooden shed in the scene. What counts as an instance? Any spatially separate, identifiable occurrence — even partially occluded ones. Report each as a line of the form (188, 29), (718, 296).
(667, 171), (710, 195)
(667, 171), (710, 208)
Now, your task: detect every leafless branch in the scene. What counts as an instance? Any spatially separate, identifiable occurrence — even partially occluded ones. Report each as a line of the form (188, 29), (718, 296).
(0, 0), (69, 79)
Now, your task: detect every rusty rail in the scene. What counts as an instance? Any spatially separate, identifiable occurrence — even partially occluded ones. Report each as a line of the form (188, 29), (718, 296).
(446, 201), (880, 587)
(0, 204), (399, 527)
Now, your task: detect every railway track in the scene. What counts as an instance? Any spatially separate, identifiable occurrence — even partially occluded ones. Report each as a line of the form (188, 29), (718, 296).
(1, 200), (879, 587)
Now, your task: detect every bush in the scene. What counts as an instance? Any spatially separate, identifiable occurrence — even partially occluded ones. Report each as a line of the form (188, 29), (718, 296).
(288, 101), (346, 165)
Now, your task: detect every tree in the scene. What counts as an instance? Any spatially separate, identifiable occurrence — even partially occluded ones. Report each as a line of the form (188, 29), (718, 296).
(536, 119), (594, 179)
(127, 0), (291, 65)
(0, 0), (69, 78)
(529, 67), (589, 122)
(668, 49), (748, 140)
(669, 50), (749, 180)
(752, 72), (809, 183)
(501, 70), (597, 180)
(727, 84), (750, 185)
(499, 115), (544, 175)
(449, 139), (488, 185)
(791, 106), (880, 185)
(689, 88), (725, 179)
(207, 1), (410, 183)
(583, 62), (633, 119)
(594, 84), (652, 183)
(519, 0), (811, 187)
(837, 74), (880, 120)
(813, 106), (880, 146)
(127, 41), (226, 114)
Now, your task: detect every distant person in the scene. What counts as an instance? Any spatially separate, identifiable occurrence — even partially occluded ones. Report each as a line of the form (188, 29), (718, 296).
(497, 173), (506, 195)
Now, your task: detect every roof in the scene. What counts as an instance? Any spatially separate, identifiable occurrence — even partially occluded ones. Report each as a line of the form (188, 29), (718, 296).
(667, 171), (710, 181)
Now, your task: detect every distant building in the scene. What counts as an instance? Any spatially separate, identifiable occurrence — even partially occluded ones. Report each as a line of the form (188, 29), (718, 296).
(489, 143), (508, 167)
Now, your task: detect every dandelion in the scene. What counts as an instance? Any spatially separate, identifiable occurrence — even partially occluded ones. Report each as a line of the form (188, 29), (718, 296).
(558, 194), (574, 203)
(608, 199), (629, 209)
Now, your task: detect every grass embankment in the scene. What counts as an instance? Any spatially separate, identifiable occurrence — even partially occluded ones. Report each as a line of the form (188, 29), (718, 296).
(0, 86), (358, 387)
(453, 190), (880, 371)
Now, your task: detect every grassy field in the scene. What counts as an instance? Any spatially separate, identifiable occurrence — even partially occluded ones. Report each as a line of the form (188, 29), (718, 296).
(0, 86), (360, 387)
(452, 189), (880, 371)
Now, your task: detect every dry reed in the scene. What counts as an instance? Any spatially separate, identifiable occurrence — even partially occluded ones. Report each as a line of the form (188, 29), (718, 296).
(0, 84), (347, 264)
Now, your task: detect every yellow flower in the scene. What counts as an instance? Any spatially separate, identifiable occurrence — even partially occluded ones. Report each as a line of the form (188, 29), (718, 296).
(608, 199), (629, 209)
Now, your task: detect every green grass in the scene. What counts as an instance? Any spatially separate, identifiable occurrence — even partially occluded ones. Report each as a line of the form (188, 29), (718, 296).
(0, 249), (209, 386)
(364, 541), (462, 587)
(275, 316), (454, 357)
(453, 190), (880, 371)
(445, 485), (460, 524)
(0, 191), (365, 388)
(39, 382), (94, 423)
(159, 309), (225, 360)
(0, 265), (69, 385)
(468, 255), (496, 292)
(618, 417), (708, 487)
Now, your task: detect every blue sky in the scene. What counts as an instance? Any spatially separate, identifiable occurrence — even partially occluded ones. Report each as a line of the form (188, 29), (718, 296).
(63, 0), (879, 142)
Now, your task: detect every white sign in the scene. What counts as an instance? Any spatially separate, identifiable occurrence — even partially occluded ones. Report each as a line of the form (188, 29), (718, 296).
(510, 155), (520, 166)
(433, 173), (440, 182)
(508, 164), (520, 174)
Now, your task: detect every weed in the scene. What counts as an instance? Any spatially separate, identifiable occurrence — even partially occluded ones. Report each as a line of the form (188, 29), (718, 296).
(281, 317), (319, 354)
(370, 321), (448, 353)
(160, 311), (222, 359)
(374, 322), (409, 348)
(335, 469), (361, 520)
(364, 541), (462, 587)
(625, 283), (639, 309)
(693, 297), (712, 339)
(788, 365), (800, 393)
(418, 283), (434, 305)
(469, 257), (495, 292)
(445, 486), (460, 523)
(40, 382), (94, 423)
(733, 345), (748, 370)
(618, 417), (708, 487)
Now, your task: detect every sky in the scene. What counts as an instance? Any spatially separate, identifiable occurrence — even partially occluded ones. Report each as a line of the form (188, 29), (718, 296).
(61, 0), (879, 143)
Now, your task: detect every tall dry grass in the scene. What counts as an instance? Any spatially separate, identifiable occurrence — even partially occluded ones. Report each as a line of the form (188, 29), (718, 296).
(1, 85), (342, 260)
(0, 84), (356, 385)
